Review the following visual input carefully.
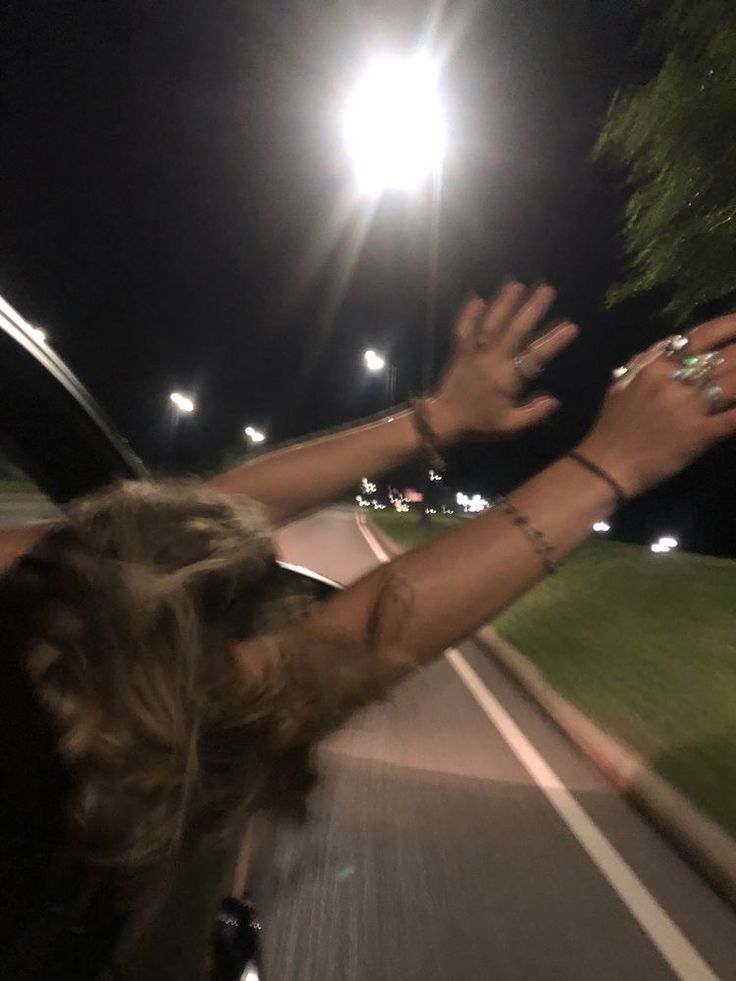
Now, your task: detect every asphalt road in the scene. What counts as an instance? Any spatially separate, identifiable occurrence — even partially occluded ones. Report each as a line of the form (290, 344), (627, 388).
(267, 505), (736, 981)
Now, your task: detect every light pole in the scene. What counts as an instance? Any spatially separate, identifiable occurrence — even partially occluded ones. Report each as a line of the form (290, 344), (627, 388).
(344, 53), (446, 524)
(363, 349), (398, 405)
(344, 52), (445, 389)
(166, 392), (196, 473)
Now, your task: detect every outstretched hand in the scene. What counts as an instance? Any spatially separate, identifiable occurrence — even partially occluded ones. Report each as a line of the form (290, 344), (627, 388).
(429, 282), (578, 441)
(579, 312), (736, 498)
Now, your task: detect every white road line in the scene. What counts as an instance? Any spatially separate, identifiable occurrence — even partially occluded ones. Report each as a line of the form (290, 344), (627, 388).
(355, 513), (718, 981)
(354, 511), (392, 562)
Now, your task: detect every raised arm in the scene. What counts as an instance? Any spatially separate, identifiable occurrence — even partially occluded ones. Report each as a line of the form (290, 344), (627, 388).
(263, 313), (736, 683)
(209, 283), (578, 525)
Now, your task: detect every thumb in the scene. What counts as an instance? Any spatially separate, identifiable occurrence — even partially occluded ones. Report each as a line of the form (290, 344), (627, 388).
(504, 396), (561, 434)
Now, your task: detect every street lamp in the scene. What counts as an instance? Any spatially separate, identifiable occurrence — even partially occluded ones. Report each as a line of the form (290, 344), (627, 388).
(169, 392), (195, 414)
(363, 349), (386, 372)
(244, 425), (266, 445)
(362, 349), (399, 403)
(343, 51), (446, 526)
(343, 53), (445, 196)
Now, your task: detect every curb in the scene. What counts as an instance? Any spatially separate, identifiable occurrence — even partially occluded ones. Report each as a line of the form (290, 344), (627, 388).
(366, 514), (736, 908)
(475, 626), (736, 908)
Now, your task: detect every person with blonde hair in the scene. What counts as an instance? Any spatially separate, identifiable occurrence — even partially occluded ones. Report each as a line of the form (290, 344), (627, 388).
(2, 283), (736, 979)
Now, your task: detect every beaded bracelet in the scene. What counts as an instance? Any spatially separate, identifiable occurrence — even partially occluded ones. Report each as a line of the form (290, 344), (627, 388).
(409, 397), (447, 472)
(492, 495), (560, 574)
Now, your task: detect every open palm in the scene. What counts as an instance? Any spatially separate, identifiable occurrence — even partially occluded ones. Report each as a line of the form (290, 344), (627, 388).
(433, 282), (578, 440)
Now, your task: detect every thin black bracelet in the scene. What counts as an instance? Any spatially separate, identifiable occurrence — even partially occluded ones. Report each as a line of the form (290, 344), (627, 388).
(492, 495), (560, 574)
(409, 397), (447, 472)
(567, 450), (627, 506)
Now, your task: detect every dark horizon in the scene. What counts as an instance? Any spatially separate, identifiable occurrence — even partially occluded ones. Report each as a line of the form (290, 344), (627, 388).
(2, 0), (735, 557)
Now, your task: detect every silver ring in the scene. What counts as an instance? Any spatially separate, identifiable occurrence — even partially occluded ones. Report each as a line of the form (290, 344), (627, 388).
(671, 351), (723, 384)
(702, 383), (728, 414)
(514, 352), (544, 381)
(665, 334), (690, 357)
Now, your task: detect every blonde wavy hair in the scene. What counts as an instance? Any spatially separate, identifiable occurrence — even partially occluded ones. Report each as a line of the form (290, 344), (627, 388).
(1, 481), (399, 930)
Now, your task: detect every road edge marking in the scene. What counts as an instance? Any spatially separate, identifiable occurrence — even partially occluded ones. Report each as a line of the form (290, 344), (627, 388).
(355, 512), (718, 981)
(354, 510), (392, 562)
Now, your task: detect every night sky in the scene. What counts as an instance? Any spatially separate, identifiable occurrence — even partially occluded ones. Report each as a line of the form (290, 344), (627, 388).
(2, 0), (736, 556)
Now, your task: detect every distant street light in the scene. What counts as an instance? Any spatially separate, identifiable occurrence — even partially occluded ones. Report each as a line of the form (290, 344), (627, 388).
(363, 349), (386, 372)
(244, 425), (266, 445)
(593, 521), (611, 534)
(651, 535), (679, 554)
(169, 392), (195, 414)
(343, 53), (445, 196)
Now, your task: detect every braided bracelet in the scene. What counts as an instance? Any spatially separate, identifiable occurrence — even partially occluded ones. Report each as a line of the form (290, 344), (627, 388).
(409, 397), (447, 472)
(492, 495), (560, 574)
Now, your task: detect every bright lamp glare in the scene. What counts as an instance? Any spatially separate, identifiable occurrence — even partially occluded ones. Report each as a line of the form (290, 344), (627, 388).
(29, 326), (47, 344)
(169, 392), (195, 413)
(593, 521), (611, 533)
(244, 425), (266, 444)
(343, 53), (445, 195)
(651, 543), (670, 553)
(364, 349), (386, 372)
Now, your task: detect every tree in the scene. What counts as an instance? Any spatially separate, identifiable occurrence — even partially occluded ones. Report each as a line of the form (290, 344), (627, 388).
(596, 0), (736, 323)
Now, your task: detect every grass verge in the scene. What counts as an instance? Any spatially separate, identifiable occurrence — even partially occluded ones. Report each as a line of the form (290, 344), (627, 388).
(369, 509), (462, 550)
(371, 511), (736, 837)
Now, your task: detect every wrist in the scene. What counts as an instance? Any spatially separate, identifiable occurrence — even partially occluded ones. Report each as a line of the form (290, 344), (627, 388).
(424, 396), (465, 448)
(574, 435), (644, 499)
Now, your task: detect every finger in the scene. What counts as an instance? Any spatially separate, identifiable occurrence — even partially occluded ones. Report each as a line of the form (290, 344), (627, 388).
(700, 364), (736, 409)
(527, 321), (579, 366)
(708, 402), (736, 439)
(503, 395), (560, 434)
(619, 339), (669, 387)
(454, 296), (486, 356)
(501, 284), (557, 354)
(702, 339), (736, 378)
(687, 313), (736, 355)
(477, 281), (527, 342)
